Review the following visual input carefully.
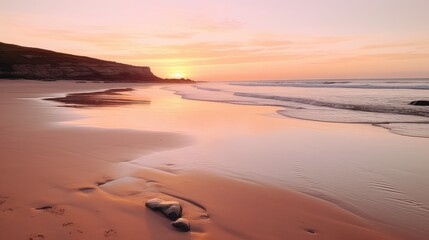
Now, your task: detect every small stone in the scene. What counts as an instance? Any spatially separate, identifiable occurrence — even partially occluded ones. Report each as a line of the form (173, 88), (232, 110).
(159, 201), (182, 220)
(145, 199), (183, 221)
(145, 198), (164, 210)
(171, 218), (190, 232)
(158, 201), (180, 209)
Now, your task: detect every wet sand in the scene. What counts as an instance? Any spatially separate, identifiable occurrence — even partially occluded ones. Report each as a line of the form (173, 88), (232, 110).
(0, 80), (403, 239)
(44, 88), (149, 107)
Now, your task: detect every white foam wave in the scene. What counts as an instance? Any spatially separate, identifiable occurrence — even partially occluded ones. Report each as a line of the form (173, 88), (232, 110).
(232, 79), (429, 90)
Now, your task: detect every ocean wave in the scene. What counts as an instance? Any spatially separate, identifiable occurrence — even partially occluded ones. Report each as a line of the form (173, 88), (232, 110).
(166, 82), (429, 138)
(234, 92), (429, 118)
(193, 85), (222, 92)
(231, 80), (429, 90)
(375, 123), (429, 138)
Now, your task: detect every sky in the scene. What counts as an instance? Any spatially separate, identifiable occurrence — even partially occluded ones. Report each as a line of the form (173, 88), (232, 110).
(1, 0), (429, 81)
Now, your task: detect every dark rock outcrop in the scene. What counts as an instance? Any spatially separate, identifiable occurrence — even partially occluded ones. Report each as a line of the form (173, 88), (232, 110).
(410, 100), (429, 106)
(145, 198), (164, 210)
(145, 198), (190, 232)
(159, 201), (182, 220)
(0, 42), (193, 83)
(145, 198), (183, 220)
(171, 218), (191, 232)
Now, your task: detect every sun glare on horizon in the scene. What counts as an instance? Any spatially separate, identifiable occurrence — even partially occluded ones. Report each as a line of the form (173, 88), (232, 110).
(173, 72), (184, 79)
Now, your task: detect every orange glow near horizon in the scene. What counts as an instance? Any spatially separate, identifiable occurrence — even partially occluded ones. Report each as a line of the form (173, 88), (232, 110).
(173, 72), (184, 79)
(1, 0), (429, 81)
(164, 66), (189, 79)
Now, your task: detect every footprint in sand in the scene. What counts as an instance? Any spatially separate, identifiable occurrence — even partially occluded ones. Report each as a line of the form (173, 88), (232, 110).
(28, 234), (45, 240)
(62, 222), (74, 227)
(304, 227), (317, 234)
(78, 187), (96, 193)
(0, 195), (8, 205)
(0, 195), (14, 212)
(35, 205), (65, 215)
(2, 208), (13, 212)
(62, 222), (84, 235)
(104, 229), (117, 239)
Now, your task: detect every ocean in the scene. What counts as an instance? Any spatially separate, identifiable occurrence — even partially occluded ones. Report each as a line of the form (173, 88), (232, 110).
(167, 78), (429, 138)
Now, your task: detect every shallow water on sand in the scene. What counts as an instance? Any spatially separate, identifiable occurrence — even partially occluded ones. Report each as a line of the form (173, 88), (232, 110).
(61, 85), (429, 240)
(168, 79), (429, 138)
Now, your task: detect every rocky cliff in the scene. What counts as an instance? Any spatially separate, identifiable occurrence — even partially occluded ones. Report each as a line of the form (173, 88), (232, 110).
(0, 42), (192, 83)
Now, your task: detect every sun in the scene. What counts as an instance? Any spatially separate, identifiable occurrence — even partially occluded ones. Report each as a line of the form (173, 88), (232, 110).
(173, 72), (184, 79)
(168, 67), (188, 79)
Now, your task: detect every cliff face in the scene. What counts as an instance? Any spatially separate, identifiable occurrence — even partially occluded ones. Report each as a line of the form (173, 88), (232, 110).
(0, 42), (191, 83)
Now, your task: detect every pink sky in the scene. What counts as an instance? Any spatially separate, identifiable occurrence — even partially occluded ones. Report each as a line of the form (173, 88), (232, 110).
(1, 0), (429, 81)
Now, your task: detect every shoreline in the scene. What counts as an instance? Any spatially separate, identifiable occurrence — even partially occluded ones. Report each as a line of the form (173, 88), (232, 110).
(165, 82), (429, 138)
(0, 80), (410, 239)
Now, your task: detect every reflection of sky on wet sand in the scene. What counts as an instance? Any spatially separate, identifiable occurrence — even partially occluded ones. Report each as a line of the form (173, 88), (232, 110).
(65, 85), (429, 239)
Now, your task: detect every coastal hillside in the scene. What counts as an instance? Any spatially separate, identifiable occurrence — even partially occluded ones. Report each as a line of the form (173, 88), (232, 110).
(0, 42), (192, 83)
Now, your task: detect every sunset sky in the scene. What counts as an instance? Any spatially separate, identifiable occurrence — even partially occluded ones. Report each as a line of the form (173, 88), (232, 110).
(1, 0), (429, 81)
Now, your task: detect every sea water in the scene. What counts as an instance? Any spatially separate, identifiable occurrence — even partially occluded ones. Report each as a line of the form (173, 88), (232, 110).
(167, 79), (429, 138)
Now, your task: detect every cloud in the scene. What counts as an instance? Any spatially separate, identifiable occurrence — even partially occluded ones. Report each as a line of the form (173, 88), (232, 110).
(12, 21), (428, 73)
(107, 40), (330, 67)
(111, 34), (356, 67)
(323, 52), (429, 64)
(24, 26), (197, 50)
(24, 27), (144, 50)
(361, 41), (429, 50)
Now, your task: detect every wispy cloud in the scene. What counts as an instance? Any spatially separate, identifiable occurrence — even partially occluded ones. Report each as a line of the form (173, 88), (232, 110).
(324, 52), (429, 64)
(361, 41), (429, 50)
(5, 19), (428, 80)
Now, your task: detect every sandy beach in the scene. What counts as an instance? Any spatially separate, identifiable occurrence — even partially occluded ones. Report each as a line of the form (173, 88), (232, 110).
(0, 80), (410, 240)
(2, 0), (429, 238)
